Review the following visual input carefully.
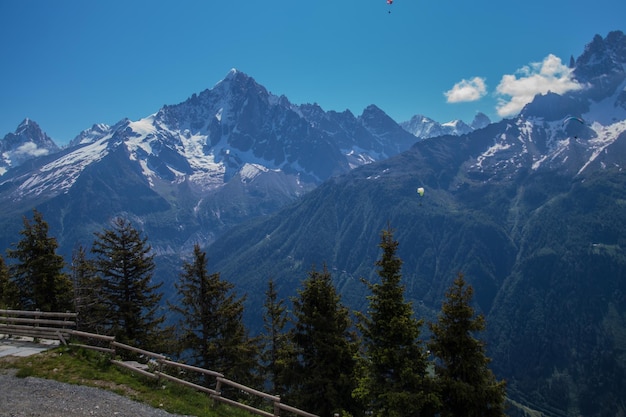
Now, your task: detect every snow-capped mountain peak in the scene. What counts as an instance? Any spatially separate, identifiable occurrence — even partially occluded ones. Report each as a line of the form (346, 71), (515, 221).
(400, 112), (490, 139)
(0, 118), (60, 175)
(1, 67), (424, 200)
(69, 123), (112, 147)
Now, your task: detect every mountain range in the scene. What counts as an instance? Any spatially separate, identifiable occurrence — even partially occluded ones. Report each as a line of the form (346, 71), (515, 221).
(0, 64), (490, 256)
(1, 30), (626, 417)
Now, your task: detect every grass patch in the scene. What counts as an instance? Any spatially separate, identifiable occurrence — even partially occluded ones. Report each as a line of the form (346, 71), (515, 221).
(0, 345), (253, 417)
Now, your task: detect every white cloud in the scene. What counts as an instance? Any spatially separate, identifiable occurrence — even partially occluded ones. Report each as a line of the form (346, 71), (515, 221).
(495, 54), (583, 117)
(14, 142), (50, 157)
(444, 77), (487, 103)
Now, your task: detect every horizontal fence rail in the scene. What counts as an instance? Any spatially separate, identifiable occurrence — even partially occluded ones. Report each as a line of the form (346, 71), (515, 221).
(1, 309), (318, 417)
(0, 309), (77, 345)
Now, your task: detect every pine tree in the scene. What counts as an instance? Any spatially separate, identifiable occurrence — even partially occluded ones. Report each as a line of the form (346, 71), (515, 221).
(260, 278), (293, 394)
(91, 217), (164, 349)
(6, 209), (73, 311)
(170, 243), (258, 392)
(0, 255), (19, 309)
(428, 273), (507, 417)
(288, 265), (360, 417)
(354, 226), (440, 417)
(71, 245), (106, 333)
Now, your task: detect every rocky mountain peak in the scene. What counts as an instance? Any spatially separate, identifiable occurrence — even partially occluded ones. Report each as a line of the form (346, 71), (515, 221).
(521, 31), (626, 120)
(574, 31), (626, 84)
(69, 123), (112, 147)
(13, 118), (55, 146)
(471, 112), (491, 130)
(0, 118), (59, 171)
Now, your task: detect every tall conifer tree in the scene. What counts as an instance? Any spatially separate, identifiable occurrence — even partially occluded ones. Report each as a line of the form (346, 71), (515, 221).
(288, 265), (360, 417)
(428, 273), (507, 417)
(260, 278), (292, 394)
(91, 217), (164, 349)
(354, 226), (440, 417)
(170, 243), (258, 391)
(7, 209), (73, 311)
(71, 245), (106, 333)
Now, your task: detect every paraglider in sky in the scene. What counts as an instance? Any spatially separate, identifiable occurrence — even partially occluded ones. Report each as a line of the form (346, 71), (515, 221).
(563, 116), (586, 139)
(417, 187), (425, 206)
(387, 0), (393, 13)
(562, 116), (585, 127)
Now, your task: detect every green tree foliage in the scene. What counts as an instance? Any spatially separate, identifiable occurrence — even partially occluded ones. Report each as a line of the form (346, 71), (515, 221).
(287, 265), (360, 417)
(428, 273), (507, 417)
(71, 245), (106, 333)
(260, 278), (293, 394)
(0, 255), (19, 309)
(6, 209), (73, 311)
(91, 217), (164, 350)
(170, 243), (259, 392)
(354, 226), (440, 417)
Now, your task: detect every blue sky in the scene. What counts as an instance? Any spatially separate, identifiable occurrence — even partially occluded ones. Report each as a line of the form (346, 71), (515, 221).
(1, 0), (624, 145)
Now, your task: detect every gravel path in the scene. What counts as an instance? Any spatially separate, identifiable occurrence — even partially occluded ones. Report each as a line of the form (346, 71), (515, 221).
(0, 368), (188, 417)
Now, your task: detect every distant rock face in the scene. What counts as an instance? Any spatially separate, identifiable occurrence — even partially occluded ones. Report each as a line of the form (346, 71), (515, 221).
(574, 31), (626, 82)
(573, 30), (626, 104)
(400, 112), (491, 139)
(470, 112), (491, 130)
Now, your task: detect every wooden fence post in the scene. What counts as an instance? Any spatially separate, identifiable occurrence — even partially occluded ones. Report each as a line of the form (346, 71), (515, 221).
(63, 311), (70, 330)
(34, 309), (40, 342)
(274, 395), (281, 417)
(213, 378), (222, 408)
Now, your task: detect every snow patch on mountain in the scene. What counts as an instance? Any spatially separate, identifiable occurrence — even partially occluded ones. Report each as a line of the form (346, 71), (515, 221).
(16, 137), (110, 198)
(128, 117), (158, 138)
(344, 147), (377, 169)
(583, 77), (626, 125)
(474, 135), (513, 171)
(240, 163), (269, 183)
(577, 119), (626, 174)
(181, 133), (223, 189)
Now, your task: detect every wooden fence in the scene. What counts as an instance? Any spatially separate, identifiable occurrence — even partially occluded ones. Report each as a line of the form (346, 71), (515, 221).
(0, 309), (318, 417)
(0, 309), (77, 345)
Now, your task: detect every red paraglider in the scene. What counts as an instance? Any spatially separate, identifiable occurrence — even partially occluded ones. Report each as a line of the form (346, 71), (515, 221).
(387, 0), (393, 13)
